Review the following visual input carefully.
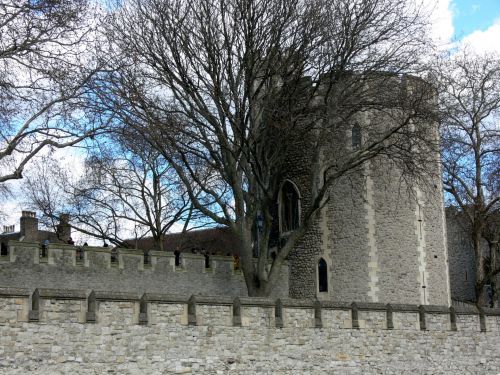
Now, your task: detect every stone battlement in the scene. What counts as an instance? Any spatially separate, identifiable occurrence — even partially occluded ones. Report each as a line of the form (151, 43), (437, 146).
(1, 287), (499, 373)
(1, 286), (499, 331)
(0, 241), (289, 298)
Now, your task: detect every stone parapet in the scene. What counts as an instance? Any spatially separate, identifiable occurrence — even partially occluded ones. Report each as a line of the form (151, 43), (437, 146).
(1, 287), (498, 332)
(1, 287), (499, 374)
(0, 241), (289, 298)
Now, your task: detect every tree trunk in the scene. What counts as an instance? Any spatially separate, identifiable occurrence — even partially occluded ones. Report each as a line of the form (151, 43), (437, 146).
(473, 234), (487, 306)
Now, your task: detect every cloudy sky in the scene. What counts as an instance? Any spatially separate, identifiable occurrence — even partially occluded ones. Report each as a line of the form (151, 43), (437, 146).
(1, 0), (500, 241)
(429, 0), (500, 52)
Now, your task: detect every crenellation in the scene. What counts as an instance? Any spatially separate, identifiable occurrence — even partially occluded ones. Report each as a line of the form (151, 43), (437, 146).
(420, 305), (452, 332)
(483, 308), (500, 332)
(0, 241), (288, 298)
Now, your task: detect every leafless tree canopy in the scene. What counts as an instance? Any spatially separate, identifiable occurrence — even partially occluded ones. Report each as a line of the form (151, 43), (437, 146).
(435, 49), (500, 304)
(96, 0), (439, 296)
(0, 0), (106, 184)
(22, 136), (204, 249)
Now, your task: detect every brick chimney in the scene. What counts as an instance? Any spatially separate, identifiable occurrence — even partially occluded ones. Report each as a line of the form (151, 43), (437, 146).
(2, 225), (15, 234)
(56, 214), (71, 243)
(20, 211), (38, 241)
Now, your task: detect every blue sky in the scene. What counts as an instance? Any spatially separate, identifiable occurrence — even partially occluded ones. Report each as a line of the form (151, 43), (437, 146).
(452, 0), (500, 36)
(1, 0), (500, 242)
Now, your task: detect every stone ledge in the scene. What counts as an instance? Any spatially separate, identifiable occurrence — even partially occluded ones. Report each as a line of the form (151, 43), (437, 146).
(354, 302), (387, 311)
(420, 305), (451, 314)
(388, 304), (420, 312)
(191, 295), (234, 305)
(279, 298), (317, 308)
(36, 288), (86, 300)
(481, 307), (500, 316)
(141, 293), (189, 304)
(452, 305), (480, 315)
(92, 291), (141, 302)
(319, 301), (352, 310)
(0, 287), (30, 297)
(236, 297), (275, 307)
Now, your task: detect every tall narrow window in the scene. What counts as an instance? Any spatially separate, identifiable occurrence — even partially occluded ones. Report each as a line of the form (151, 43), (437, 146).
(352, 123), (361, 150)
(318, 258), (328, 292)
(0, 242), (7, 256)
(280, 181), (300, 233)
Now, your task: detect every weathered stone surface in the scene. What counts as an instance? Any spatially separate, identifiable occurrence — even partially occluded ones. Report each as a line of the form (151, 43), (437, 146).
(0, 242), (289, 298)
(1, 291), (499, 374)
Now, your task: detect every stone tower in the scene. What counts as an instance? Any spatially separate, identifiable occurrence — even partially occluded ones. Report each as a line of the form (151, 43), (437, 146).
(279, 74), (451, 306)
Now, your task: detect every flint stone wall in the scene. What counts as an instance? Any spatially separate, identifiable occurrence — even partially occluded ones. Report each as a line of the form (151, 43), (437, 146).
(0, 287), (499, 374)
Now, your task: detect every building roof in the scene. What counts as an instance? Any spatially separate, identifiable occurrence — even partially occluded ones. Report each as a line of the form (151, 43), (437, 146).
(0, 230), (63, 244)
(129, 227), (240, 256)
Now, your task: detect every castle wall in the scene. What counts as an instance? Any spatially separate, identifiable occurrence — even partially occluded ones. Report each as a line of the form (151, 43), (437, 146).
(446, 210), (494, 303)
(0, 287), (499, 374)
(446, 215), (476, 302)
(0, 242), (289, 298)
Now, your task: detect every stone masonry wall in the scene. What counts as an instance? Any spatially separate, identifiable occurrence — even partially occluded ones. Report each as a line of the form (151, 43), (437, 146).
(0, 242), (289, 298)
(0, 287), (499, 374)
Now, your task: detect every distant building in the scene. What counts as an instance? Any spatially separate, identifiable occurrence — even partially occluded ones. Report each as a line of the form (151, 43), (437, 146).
(0, 211), (71, 251)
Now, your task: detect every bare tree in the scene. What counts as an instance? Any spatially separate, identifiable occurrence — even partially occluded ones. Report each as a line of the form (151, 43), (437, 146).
(102, 0), (436, 296)
(0, 0), (106, 184)
(22, 137), (204, 249)
(435, 49), (500, 306)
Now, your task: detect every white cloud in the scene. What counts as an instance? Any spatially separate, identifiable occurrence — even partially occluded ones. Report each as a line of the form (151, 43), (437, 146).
(460, 19), (500, 54)
(423, 0), (455, 47)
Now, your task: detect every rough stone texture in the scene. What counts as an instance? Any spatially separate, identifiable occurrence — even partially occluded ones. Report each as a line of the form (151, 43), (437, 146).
(39, 299), (85, 323)
(0, 297), (26, 324)
(426, 312), (451, 332)
(282, 307), (315, 328)
(322, 308), (351, 329)
(197, 305), (232, 326)
(392, 312), (420, 331)
(455, 314), (480, 332)
(1, 295), (499, 374)
(445, 210), (483, 303)
(148, 303), (185, 325)
(358, 310), (386, 330)
(329, 171), (372, 302)
(98, 301), (138, 326)
(0, 242), (289, 298)
(485, 315), (500, 333)
(241, 306), (275, 327)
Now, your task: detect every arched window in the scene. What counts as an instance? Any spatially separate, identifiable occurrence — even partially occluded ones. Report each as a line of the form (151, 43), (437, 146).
(352, 123), (361, 150)
(280, 180), (300, 233)
(318, 258), (328, 292)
